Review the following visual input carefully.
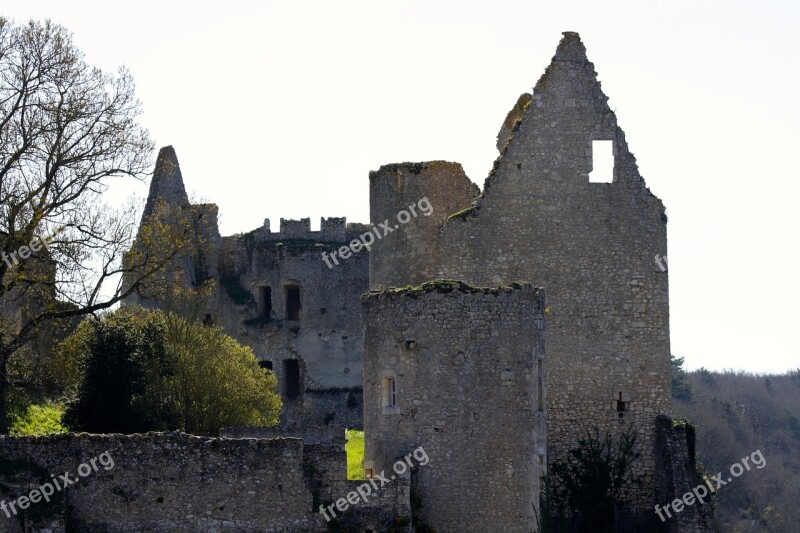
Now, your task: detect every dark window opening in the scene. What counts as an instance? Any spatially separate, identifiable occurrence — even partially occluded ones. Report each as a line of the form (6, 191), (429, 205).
(284, 359), (300, 400)
(286, 285), (302, 320)
(262, 286), (272, 319)
(615, 391), (629, 417)
(259, 360), (273, 371)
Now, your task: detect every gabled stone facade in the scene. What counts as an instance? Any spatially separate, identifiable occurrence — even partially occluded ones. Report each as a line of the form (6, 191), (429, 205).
(369, 31), (671, 512)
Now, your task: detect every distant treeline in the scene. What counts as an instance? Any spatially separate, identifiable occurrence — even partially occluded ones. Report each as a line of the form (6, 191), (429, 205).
(672, 359), (800, 532)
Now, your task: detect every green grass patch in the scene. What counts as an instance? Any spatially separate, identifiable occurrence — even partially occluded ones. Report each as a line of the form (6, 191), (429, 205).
(345, 429), (364, 480)
(9, 402), (67, 436)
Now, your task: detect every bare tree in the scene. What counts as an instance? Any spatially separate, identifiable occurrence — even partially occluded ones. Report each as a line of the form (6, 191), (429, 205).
(0, 18), (184, 432)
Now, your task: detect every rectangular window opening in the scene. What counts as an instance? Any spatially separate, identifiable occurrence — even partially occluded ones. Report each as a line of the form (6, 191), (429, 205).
(284, 359), (301, 400)
(286, 285), (302, 320)
(383, 377), (396, 408)
(259, 360), (273, 371)
(589, 140), (614, 183)
(615, 391), (629, 417)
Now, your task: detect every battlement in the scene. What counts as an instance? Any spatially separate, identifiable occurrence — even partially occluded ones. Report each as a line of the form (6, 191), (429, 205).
(258, 216), (351, 243)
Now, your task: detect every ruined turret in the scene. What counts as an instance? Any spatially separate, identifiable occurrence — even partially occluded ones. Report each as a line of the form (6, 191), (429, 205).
(142, 145), (190, 219)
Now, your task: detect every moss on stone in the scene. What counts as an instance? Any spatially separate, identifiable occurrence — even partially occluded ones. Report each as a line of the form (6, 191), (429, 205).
(447, 204), (478, 221)
(370, 162), (429, 181)
(240, 233), (340, 256)
(366, 279), (530, 299)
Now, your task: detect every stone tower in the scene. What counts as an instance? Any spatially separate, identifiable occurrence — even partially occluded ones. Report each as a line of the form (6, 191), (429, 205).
(362, 282), (546, 532)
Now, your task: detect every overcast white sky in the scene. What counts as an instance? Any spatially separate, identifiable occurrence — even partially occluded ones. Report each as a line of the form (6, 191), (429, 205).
(3, 0), (798, 373)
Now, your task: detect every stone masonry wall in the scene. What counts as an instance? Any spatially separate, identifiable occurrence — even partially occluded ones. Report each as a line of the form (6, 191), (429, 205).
(216, 222), (369, 428)
(126, 146), (370, 430)
(0, 432), (410, 532)
(0, 432), (318, 531)
(362, 282), (546, 533)
(368, 32), (671, 511)
(655, 416), (715, 532)
(368, 161), (478, 289)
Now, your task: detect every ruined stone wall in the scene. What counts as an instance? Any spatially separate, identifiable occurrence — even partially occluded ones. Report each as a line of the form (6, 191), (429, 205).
(368, 32), (671, 510)
(126, 146), (370, 430)
(362, 282), (546, 533)
(0, 433), (322, 531)
(368, 161), (479, 289)
(0, 432), (413, 532)
(655, 416), (715, 532)
(215, 218), (369, 428)
(323, 480), (412, 532)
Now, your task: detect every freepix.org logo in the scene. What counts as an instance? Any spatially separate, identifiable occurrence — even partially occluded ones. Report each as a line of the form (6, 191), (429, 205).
(318, 446), (429, 522)
(1, 450), (114, 519)
(1, 227), (64, 269)
(321, 197), (433, 268)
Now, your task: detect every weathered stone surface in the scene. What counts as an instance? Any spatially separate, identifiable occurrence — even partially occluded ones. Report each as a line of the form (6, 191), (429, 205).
(0, 432), (409, 532)
(368, 31), (672, 513)
(142, 146), (190, 219)
(362, 282), (546, 533)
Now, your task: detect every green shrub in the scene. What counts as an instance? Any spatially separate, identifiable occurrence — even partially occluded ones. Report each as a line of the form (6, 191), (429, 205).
(9, 403), (66, 436)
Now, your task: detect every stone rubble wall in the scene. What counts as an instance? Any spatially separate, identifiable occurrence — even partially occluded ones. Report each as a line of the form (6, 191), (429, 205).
(0, 432), (406, 532)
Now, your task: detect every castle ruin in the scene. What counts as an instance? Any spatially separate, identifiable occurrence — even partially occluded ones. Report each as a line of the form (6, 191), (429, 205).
(0, 32), (713, 532)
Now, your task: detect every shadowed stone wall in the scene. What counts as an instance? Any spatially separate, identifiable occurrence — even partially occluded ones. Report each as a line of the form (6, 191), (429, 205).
(362, 282), (546, 533)
(0, 432), (409, 532)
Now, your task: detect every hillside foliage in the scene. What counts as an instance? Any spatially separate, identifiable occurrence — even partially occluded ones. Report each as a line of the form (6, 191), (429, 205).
(672, 359), (800, 532)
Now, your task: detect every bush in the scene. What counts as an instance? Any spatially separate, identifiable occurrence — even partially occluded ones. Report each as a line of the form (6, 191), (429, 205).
(62, 307), (281, 435)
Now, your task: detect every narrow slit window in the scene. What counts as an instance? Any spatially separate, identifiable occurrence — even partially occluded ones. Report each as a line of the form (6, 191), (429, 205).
(286, 285), (302, 320)
(589, 140), (614, 183)
(284, 359), (300, 400)
(383, 377), (397, 408)
(537, 359), (545, 412)
(262, 286), (272, 319)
